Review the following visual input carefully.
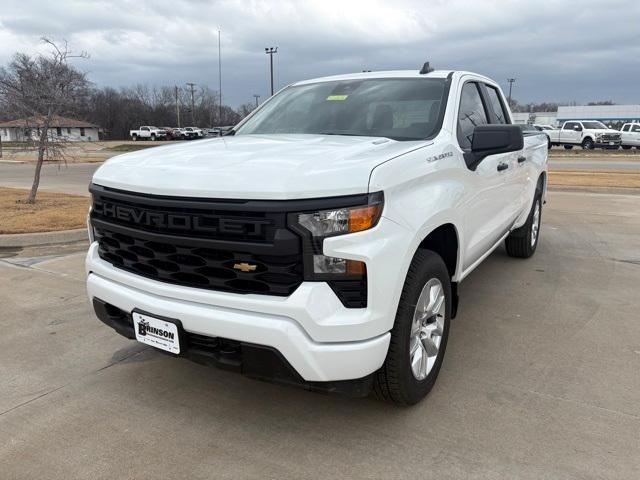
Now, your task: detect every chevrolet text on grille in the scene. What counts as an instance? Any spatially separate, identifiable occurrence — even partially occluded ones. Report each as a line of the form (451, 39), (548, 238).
(93, 201), (271, 236)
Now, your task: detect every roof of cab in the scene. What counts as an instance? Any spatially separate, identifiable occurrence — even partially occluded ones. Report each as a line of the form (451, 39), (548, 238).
(293, 70), (493, 86)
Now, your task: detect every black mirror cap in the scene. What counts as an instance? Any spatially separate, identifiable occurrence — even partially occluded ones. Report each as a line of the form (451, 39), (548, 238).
(465, 125), (524, 170)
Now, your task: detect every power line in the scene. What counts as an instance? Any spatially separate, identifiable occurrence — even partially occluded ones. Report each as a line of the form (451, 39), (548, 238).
(265, 47), (278, 96)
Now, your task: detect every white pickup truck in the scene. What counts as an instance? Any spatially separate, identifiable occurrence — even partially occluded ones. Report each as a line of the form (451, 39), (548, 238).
(620, 123), (640, 149)
(129, 126), (167, 141)
(547, 120), (622, 150)
(87, 69), (547, 405)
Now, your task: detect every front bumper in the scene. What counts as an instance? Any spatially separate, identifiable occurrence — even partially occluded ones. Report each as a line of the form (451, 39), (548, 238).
(86, 243), (392, 382)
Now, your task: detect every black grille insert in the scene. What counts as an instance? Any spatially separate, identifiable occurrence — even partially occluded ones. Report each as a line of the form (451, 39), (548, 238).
(95, 225), (303, 296)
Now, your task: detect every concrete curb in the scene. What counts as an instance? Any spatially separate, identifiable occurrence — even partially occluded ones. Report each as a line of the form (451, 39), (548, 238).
(547, 185), (640, 195)
(0, 228), (88, 248)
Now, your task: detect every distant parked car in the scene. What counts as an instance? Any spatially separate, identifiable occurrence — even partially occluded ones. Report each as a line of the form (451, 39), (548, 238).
(183, 127), (204, 138)
(130, 126), (167, 141)
(207, 127), (222, 137)
(518, 124), (551, 149)
(620, 123), (640, 149)
(533, 124), (556, 132)
(162, 127), (183, 141)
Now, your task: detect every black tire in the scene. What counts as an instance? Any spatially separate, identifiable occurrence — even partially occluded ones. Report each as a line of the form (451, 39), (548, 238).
(546, 136), (551, 150)
(151, 134), (156, 141)
(505, 181), (543, 258)
(581, 137), (594, 150)
(373, 250), (451, 406)
(132, 134), (138, 142)
(563, 145), (573, 150)
(622, 145), (632, 150)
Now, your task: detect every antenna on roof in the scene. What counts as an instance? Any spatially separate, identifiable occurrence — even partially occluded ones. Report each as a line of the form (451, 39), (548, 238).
(419, 62), (434, 74)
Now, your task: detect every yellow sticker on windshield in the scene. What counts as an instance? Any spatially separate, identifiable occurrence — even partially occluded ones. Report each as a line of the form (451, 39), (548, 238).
(326, 95), (349, 101)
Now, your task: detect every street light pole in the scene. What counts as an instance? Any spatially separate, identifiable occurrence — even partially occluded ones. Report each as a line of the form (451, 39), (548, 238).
(507, 78), (516, 106)
(186, 82), (196, 125)
(264, 47), (278, 96)
(174, 85), (181, 127)
(218, 28), (222, 126)
(253, 94), (260, 108)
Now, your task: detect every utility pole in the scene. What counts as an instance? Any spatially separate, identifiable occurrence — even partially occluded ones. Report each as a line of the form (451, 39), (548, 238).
(186, 82), (196, 125)
(174, 85), (181, 127)
(218, 28), (223, 126)
(507, 78), (516, 107)
(265, 47), (278, 96)
(253, 94), (260, 108)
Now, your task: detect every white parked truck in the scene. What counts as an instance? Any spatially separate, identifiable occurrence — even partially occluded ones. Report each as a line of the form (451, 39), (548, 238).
(87, 69), (548, 405)
(547, 120), (622, 149)
(129, 126), (167, 141)
(183, 126), (204, 138)
(620, 123), (640, 149)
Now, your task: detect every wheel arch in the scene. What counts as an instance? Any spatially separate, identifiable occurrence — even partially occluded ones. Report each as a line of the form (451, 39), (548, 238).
(416, 223), (460, 281)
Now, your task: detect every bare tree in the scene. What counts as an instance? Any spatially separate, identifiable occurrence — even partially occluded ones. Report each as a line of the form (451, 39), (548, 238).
(0, 38), (89, 203)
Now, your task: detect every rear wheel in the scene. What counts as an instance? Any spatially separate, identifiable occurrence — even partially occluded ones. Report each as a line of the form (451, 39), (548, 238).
(564, 145), (573, 150)
(132, 134), (138, 141)
(373, 250), (451, 406)
(151, 134), (156, 141)
(505, 182), (543, 258)
(622, 145), (632, 150)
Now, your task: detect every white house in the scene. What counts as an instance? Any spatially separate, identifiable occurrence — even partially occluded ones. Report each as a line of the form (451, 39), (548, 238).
(0, 115), (100, 142)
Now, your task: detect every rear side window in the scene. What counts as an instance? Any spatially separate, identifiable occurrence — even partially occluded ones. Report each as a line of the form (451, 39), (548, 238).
(457, 82), (489, 150)
(484, 85), (509, 124)
(632, 125), (640, 133)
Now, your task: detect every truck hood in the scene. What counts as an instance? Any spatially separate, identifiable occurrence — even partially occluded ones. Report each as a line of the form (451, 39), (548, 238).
(93, 134), (428, 199)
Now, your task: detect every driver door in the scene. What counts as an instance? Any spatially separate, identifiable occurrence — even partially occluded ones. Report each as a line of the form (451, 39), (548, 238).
(457, 82), (520, 270)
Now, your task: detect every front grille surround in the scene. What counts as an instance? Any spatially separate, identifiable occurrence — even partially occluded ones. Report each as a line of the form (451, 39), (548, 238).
(90, 184), (369, 306)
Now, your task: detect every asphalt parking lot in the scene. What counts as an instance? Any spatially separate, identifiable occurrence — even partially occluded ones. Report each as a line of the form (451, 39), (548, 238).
(1, 190), (639, 479)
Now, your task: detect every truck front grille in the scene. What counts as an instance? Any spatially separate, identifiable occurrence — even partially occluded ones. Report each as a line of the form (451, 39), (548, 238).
(91, 185), (304, 296)
(601, 133), (621, 142)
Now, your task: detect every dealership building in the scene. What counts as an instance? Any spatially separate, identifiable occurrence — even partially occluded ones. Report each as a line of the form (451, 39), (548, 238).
(512, 105), (640, 127)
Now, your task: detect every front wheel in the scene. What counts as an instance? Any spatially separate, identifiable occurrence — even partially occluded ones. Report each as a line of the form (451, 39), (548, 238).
(373, 250), (451, 405)
(581, 138), (594, 150)
(505, 184), (542, 258)
(564, 145), (573, 150)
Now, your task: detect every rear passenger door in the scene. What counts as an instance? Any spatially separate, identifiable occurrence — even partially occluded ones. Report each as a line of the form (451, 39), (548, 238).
(457, 81), (519, 270)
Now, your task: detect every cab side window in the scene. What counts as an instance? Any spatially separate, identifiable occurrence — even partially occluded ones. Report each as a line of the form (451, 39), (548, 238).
(457, 82), (489, 150)
(484, 85), (509, 124)
(621, 124), (630, 132)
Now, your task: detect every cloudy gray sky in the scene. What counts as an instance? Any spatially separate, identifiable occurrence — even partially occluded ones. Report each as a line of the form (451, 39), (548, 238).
(1, 0), (638, 107)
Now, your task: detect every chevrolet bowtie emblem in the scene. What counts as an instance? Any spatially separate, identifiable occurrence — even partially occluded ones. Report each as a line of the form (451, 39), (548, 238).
(233, 262), (257, 272)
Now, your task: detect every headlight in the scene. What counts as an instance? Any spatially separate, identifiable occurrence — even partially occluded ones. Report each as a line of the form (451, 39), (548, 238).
(296, 194), (383, 238)
(290, 192), (383, 280)
(595, 133), (603, 139)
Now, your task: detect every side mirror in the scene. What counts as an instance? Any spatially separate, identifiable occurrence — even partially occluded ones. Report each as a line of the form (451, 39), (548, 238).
(464, 125), (524, 170)
(573, 125), (581, 131)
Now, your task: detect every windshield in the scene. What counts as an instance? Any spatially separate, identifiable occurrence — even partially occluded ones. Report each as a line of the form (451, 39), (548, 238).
(235, 78), (447, 141)
(582, 121), (608, 129)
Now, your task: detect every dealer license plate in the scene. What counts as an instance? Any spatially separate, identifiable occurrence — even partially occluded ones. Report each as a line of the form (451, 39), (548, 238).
(132, 312), (180, 354)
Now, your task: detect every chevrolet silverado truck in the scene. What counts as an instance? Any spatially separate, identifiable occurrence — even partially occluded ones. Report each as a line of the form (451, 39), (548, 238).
(129, 126), (167, 141)
(87, 69), (548, 405)
(547, 120), (622, 150)
(620, 123), (640, 149)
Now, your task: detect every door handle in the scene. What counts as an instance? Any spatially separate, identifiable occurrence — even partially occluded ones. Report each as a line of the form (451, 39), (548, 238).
(497, 162), (509, 172)
(517, 156), (527, 163)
